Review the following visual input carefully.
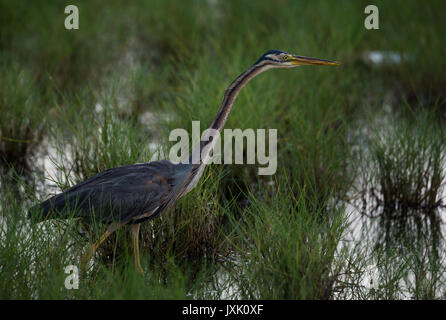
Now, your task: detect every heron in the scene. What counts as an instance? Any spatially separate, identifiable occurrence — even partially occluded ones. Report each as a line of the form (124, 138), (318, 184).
(28, 50), (339, 274)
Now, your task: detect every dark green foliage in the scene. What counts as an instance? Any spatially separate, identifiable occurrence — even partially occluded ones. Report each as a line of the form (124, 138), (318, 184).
(0, 0), (445, 299)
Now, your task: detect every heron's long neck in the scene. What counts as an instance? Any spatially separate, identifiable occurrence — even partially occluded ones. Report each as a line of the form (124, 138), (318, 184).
(211, 63), (270, 132)
(189, 62), (270, 165)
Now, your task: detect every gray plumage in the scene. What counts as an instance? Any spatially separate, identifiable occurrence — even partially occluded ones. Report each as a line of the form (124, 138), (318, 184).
(29, 160), (194, 224)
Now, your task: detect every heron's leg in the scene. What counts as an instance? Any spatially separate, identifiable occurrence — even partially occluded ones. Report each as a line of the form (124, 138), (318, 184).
(80, 223), (118, 273)
(131, 223), (144, 275)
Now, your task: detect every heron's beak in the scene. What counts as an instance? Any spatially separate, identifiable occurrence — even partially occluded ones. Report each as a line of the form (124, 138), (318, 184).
(288, 54), (340, 66)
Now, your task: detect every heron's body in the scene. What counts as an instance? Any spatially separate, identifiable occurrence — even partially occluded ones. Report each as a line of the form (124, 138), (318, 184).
(28, 50), (339, 273)
(32, 160), (194, 225)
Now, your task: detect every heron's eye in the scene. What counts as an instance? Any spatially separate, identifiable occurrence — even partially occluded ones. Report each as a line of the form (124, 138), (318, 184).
(282, 55), (289, 61)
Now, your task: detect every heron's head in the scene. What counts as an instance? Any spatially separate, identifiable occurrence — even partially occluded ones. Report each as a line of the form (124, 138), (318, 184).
(255, 50), (340, 69)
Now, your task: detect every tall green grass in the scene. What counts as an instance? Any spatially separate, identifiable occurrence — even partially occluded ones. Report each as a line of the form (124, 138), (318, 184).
(362, 108), (445, 251)
(228, 179), (349, 299)
(0, 56), (48, 176)
(0, 0), (445, 299)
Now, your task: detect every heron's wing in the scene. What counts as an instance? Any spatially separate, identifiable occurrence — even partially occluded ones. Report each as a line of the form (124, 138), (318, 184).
(28, 160), (190, 224)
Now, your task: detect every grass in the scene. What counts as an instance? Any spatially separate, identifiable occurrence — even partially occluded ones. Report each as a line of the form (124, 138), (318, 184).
(357, 107), (446, 252)
(1, 0), (446, 299)
(227, 178), (348, 299)
(0, 56), (48, 178)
